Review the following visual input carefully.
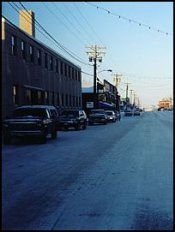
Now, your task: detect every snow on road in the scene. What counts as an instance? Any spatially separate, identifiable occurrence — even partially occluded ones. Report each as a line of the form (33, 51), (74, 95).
(2, 111), (173, 230)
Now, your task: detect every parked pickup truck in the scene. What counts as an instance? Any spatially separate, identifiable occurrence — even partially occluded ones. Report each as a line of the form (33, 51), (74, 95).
(88, 109), (108, 125)
(2, 105), (59, 144)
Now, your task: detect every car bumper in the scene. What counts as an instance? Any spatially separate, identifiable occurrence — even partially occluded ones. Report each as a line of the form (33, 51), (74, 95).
(10, 130), (44, 136)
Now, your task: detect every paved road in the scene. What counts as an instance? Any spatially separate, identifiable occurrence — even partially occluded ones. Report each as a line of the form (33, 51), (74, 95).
(2, 111), (173, 230)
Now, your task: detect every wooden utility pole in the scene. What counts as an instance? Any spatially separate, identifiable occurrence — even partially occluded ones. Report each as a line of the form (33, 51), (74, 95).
(86, 45), (106, 108)
(124, 82), (131, 104)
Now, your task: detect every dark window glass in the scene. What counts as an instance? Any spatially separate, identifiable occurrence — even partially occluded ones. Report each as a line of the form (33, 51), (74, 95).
(64, 64), (67, 76)
(55, 59), (58, 73)
(61, 110), (79, 117)
(61, 93), (64, 106)
(12, 85), (18, 105)
(37, 49), (41, 65)
(29, 45), (34, 63)
(69, 95), (72, 106)
(11, 35), (17, 55)
(45, 53), (48, 69)
(50, 56), (53, 70)
(21, 40), (26, 59)
(60, 62), (63, 75)
(52, 92), (54, 105)
(66, 94), (68, 106)
(72, 68), (74, 79)
(13, 108), (47, 117)
(26, 89), (31, 104)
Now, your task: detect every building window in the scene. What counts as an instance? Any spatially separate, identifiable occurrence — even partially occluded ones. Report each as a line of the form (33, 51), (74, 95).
(66, 94), (68, 106)
(55, 59), (59, 73)
(44, 53), (48, 69)
(72, 68), (74, 79)
(21, 40), (26, 59)
(60, 62), (63, 75)
(11, 35), (17, 55)
(29, 45), (34, 63)
(52, 92), (54, 105)
(79, 97), (81, 107)
(37, 91), (42, 104)
(26, 89), (31, 105)
(50, 56), (53, 70)
(12, 85), (18, 105)
(78, 71), (81, 82)
(64, 64), (67, 76)
(62, 93), (64, 106)
(45, 91), (49, 104)
(69, 95), (72, 106)
(37, 49), (41, 65)
(68, 66), (71, 78)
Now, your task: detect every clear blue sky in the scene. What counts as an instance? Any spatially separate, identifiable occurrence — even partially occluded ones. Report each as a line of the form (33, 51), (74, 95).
(2, 1), (173, 107)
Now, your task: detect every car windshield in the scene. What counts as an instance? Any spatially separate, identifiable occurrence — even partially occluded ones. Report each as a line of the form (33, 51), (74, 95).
(106, 112), (113, 115)
(91, 110), (104, 114)
(12, 108), (47, 117)
(61, 111), (78, 117)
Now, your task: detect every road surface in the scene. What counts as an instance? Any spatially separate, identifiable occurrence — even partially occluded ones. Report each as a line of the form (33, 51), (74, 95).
(2, 110), (173, 230)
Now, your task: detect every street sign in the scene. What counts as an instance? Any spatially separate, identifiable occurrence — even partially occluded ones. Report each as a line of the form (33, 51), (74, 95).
(86, 102), (94, 108)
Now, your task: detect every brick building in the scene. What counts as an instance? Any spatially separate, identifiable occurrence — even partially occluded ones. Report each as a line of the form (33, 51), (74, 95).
(2, 11), (82, 119)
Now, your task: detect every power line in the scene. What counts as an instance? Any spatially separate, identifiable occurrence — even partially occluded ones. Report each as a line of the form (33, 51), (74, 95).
(42, 2), (88, 46)
(2, 11), (94, 78)
(14, 2), (92, 66)
(59, 2), (93, 45)
(85, 2), (173, 36)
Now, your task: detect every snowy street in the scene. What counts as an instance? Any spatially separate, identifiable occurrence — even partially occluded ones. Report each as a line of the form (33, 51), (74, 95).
(2, 110), (173, 230)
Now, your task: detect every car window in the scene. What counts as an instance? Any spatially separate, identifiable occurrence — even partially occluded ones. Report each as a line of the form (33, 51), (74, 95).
(12, 108), (47, 117)
(50, 109), (58, 119)
(61, 111), (79, 117)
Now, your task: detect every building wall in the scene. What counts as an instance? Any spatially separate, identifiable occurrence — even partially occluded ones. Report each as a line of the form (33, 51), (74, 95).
(2, 18), (82, 118)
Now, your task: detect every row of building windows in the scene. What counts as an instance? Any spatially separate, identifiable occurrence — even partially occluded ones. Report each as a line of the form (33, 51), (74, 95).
(13, 86), (81, 107)
(11, 35), (81, 81)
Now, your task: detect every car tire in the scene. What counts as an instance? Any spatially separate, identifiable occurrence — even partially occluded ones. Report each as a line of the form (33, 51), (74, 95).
(75, 123), (80, 130)
(40, 134), (47, 144)
(82, 122), (87, 130)
(103, 121), (107, 125)
(51, 129), (57, 139)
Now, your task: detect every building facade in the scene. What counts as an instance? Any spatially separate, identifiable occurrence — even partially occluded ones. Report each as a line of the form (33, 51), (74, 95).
(158, 97), (173, 109)
(2, 13), (82, 119)
(82, 79), (120, 115)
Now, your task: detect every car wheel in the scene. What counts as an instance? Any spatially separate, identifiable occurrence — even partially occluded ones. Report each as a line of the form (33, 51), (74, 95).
(103, 121), (107, 125)
(51, 129), (57, 139)
(39, 134), (47, 144)
(82, 122), (87, 130)
(75, 123), (80, 130)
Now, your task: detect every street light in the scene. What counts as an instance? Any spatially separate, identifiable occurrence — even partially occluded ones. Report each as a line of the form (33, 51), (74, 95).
(98, 69), (113, 74)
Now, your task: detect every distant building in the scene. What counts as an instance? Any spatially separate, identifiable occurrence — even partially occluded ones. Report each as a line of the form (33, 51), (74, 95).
(2, 11), (82, 119)
(158, 97), (173, 109)
(82, 79), (120, 115)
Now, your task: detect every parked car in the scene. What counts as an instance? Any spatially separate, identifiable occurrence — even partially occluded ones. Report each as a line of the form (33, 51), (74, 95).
(105, 110), (117, 122)
(133, 110), (141, 116)
(88, 109), (108, 125)
(2, 105), (59, 144)
(124, 109), (133, 116)
(59, 109), (87, 130)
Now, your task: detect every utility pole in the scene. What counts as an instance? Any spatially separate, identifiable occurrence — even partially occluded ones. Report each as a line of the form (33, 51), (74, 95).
(86, 45), (106, 108)
(133, 93), (136, 107)
(124, 82), (131, 106)
(130, 89), (134, 105)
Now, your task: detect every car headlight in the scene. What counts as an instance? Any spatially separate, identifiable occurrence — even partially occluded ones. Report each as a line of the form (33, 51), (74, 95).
(43, 119), (52, 124)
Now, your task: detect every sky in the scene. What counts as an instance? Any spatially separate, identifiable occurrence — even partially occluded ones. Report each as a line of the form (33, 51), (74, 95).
(2, 1), (173, 108)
